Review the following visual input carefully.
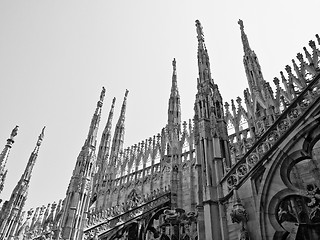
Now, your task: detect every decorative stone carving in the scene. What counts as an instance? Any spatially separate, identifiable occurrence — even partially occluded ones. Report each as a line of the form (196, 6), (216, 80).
(230, 189), (250, 239)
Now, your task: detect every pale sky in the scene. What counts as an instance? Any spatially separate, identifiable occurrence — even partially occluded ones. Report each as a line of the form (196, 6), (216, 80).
(0, 0), (319, 211)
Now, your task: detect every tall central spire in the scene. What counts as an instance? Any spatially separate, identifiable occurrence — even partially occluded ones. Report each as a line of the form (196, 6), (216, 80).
(193, 20), (228, 240)
(196, 20), (213, 84)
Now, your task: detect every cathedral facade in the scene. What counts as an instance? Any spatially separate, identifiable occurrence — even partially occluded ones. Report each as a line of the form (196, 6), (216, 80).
(0, 19), (320, 240)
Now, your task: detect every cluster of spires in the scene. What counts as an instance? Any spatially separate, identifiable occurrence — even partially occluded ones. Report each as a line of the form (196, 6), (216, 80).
(0, 18), (319, 239)
(224, 20), (320, 166)
(0, 126), (45, 239)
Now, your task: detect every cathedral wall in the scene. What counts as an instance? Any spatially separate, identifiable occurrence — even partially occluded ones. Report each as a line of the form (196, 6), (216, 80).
(97, 193), (105, 209)
(142, 173), (152, 197)
(118, 187), (126, 205)
(152, 168), (161, 191)
(225, 180), (261, 240)
(180, 155), (192, 211)
(225, 202), (240, 240)
(161, 160), (171, 190)
(111, 191), (118, 207)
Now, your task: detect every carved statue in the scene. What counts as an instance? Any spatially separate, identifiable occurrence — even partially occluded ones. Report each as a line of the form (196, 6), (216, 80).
(100, 87), (106, 102)
(10, 126), (19, 139)
(36, 127), (45, 146)
(195, 20), (204, 42)
(238, 19), (244, 31)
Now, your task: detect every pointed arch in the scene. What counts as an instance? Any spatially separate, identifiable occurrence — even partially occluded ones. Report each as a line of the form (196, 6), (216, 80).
(145, 153), (152, 168)
(154, 149), (161, 164)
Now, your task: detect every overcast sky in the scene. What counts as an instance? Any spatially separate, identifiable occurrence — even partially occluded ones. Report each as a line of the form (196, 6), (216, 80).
(1, 0), (319, 211)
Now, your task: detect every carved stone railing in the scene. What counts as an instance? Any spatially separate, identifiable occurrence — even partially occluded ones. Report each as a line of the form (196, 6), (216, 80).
(221, 71), (320, 194)
(83, 192), (171, 239)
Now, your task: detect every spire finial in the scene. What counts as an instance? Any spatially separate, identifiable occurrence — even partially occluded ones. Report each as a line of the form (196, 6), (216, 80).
(195, 20), (204, 43)
(118, 89), (129, 124)
(170, 58), (179, 98)
(0, 126), (20, 193)
(36, 127), (45, 147)
(96, 87), (106, 109)
(120, 89), (129, 119)
(9, 126), (19, 141)
(172, 58), (176, 71)
(238, 19), (244, 31)
(238, 19), (251, 52)
(100, 87), (106, 103)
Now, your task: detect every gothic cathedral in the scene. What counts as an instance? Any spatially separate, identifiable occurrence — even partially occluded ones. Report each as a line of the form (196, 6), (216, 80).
(1, 20), (320, 240)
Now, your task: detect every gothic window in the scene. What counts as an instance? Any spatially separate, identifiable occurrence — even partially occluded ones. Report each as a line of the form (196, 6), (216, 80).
(227, 120), (235, 135)
(198, 101), (202, 118)
(146, 154), (152, 168)
(123, 164), (128, 176)
(239, 115), (249, 131)
(289, 158), (320, 189)
(247, 130), (251, 139)
(116, 169), (121, 179)
(154, 164), (160, 172)
(276, 192), (320, 239)
(274, 139), (320, 239)
(130, 164), (135, 174)
(279, 100), (285, 112)
(215, 101), (221, 118)
(145, 168), (151, 176)
(138, 159), (143, 171)
(154, 151), (160, 164)
(183, 153), (190, 162)
(182, 139), (189, 154)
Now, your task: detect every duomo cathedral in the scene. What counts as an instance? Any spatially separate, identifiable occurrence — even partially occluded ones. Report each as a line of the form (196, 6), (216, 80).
(0, 19), (320, 240)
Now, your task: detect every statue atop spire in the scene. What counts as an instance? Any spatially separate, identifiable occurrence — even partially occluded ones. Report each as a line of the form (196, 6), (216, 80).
(238, 19), (244, 31)
(195, 20), (205, 43)
(172, 58), (176, 72)
(100, 86), (106, 103)
(10, 126), (19, 140)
